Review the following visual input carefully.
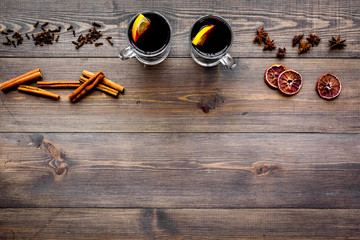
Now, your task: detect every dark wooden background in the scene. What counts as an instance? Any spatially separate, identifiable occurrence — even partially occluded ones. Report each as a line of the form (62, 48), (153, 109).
(0, 0), (359, 239)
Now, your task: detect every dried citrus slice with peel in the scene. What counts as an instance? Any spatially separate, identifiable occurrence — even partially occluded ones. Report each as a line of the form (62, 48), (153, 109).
(316, 73), (341, 99)
(192, 25), (215, 46)
(278, 69), (303, 95)
(132, 14), (151, 43)
(264, 64), (286, 88)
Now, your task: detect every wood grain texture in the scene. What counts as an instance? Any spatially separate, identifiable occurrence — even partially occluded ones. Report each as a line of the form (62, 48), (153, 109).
(0, 0), (359, 58)
(0, 58), (359, 133)
(1, 0), (359, 238)
(0, 208), (359, 239)
(1, 133), (359, 208)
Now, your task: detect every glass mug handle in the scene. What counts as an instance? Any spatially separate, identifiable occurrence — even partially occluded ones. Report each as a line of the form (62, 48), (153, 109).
(219, 53), (236, 69)
(119, 46), (136, 60)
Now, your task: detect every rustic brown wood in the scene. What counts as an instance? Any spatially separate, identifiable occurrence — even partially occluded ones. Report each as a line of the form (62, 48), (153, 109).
(0, 58), (359, 133)
(0, 208), (359, 239)
(1, 0), (359, 238)
(0, 0), (359, 58)
(0, 133), (359, 208)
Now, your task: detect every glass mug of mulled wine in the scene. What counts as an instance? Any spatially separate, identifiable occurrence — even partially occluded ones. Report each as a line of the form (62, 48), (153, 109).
(189, 15), (236, 69)
(119, 11), (172, 65)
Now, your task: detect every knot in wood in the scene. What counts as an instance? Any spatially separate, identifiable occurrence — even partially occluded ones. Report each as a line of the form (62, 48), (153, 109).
(256, 165), (270, 175)
(252, 162), (280, 176)
(41, 139), (64, 161)
(39, 138), (69, 178)
(55, 167), (66, 175)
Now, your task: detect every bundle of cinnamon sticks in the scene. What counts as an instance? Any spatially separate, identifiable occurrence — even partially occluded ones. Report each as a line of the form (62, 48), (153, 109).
(69, 70), (105, 102)
(0, 68), (42, 91)
(0, 68), (124, 102)
(67, 70), (124, 102)
(0, 68), (59, 99)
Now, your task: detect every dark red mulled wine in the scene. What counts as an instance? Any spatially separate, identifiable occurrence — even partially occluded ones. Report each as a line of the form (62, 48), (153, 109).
(191, 16), (232, 56)
(128, 12), (171, 55)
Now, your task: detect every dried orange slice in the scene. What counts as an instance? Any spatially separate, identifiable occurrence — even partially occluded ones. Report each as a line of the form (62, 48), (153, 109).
(278, 69), (303, 95)
(316, 73), (341, 99)
(192, 25), (215, 46)
(132, 14), (151, 43)
(264, 64), (286, 88)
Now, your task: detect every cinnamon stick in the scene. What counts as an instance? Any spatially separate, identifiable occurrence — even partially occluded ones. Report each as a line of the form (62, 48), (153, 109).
(72, 74), (104, 102)
(69, 70), (102, 101)
(18, 85), (60, 100)
(79, 76), (119, 97)
(82, 70), (124, 93)
(69, 71), (104, 102)
(37, 81), (80, 88)
(1, 68), (42, 91)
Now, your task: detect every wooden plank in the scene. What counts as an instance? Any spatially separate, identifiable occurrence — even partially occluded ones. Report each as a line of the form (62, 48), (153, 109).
(0, 208), (359, 239)
(0, 58), (359, 133)
(0, 0), (359, 58)
(0, 133), (359, 208)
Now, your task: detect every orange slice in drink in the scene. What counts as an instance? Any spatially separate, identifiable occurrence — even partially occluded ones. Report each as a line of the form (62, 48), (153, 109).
(192, 25), (215, 46)
(132, 14), (151, 43)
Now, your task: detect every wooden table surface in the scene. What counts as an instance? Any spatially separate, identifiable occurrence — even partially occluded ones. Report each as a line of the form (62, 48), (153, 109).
(0, 0), (359, 239)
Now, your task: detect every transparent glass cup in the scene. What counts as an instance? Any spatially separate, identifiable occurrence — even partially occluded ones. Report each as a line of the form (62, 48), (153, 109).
(189, 15), (236, 69)
(119, 11), (172, 65)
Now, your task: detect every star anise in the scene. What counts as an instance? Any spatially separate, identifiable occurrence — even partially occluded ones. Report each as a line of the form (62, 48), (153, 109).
(307, 33), (321, 46)
(298, 40), (311, 54)
(276, 47), (286, 58)
(329, 35), (346, 49)
(292, 34), (304, 47)
(253, 27), (268, 44)
(263, 37), (276, 50)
